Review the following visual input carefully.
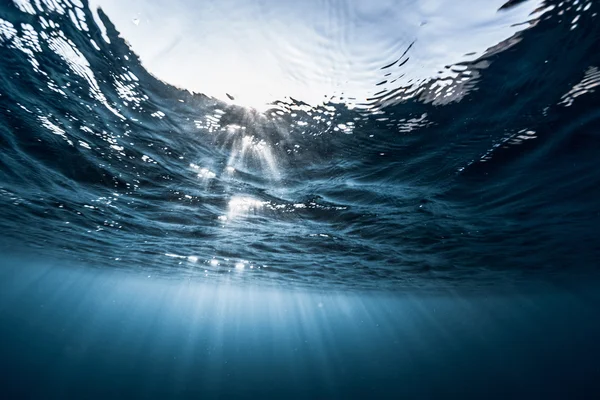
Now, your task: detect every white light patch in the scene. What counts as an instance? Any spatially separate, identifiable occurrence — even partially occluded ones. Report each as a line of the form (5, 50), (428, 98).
(190, 163), (217, 180)
(198, 168), (216, 179)
(227, 196), (266, 219)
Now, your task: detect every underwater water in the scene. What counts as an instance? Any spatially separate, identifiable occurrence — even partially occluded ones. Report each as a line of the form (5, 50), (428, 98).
(1, 0), (600, 398)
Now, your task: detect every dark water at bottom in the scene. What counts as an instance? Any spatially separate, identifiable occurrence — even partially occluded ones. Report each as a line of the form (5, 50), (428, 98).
(1, 259), (599, 399)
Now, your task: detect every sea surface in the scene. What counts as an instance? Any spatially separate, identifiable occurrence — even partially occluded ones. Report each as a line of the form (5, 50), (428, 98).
(1, 0), (600, 398)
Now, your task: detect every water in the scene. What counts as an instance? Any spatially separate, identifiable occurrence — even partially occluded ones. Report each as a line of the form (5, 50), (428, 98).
(1, 0), (600, 398)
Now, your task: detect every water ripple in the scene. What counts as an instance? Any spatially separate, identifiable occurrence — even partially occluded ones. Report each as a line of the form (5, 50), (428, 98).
(0, 0), (599, 290)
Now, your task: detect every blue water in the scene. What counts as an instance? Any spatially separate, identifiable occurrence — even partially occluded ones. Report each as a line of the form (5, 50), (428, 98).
(1, 0), (600, 398)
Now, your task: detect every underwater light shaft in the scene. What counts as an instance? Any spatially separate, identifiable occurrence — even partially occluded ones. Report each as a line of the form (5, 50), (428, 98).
(1, 259), (600, 398)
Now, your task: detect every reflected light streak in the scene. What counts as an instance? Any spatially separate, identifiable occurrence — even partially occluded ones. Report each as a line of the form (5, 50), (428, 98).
(227, 196), (266, 219)
(226, 134), (281, 181)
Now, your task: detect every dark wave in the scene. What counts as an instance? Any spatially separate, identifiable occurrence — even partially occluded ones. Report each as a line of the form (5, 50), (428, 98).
(0, 0), (599, 291)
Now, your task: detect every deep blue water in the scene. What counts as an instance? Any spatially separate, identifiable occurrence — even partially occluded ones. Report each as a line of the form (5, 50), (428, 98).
(1, 0), (600, 398)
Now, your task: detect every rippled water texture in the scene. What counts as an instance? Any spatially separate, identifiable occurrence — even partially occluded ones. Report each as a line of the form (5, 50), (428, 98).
(1, 0), (599, 290)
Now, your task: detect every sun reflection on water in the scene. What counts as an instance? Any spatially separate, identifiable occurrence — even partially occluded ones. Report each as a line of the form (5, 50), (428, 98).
(227, 196), (266, 219)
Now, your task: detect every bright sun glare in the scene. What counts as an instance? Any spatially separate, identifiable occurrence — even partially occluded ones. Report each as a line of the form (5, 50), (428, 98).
(91, 0), (545, 111)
